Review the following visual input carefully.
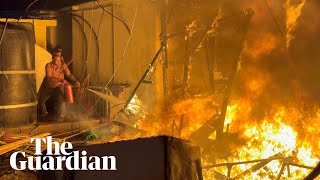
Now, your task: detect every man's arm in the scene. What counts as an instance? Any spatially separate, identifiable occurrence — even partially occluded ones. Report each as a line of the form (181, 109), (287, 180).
(63, 64), (80, 86)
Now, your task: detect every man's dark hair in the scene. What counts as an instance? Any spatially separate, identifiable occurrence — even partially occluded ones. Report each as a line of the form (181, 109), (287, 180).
(52, 54), (60, 59)
(54, 47), (62, 53)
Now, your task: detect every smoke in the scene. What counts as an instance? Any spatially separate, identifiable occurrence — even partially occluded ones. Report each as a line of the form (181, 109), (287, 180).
(285, 0), (306, 48)
(244, 33), (278, 60)
(233, 0), (320, 107)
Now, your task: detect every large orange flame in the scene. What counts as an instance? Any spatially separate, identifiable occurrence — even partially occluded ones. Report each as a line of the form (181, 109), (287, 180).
(203, 99), (319, 179)
(286, 0), (306, 48)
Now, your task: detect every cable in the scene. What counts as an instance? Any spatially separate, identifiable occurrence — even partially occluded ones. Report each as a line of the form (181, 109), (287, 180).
(71, 17), (89, 81)
(0, 18), (8, 46)
(86, 3), (99, 81)
(95, 0), (131, 34)
(18, 0), (40, 21)
(32, 12), (97, 81)
(87, 0), (140, 112)
(87, 3), (94, 60)
(103, 0), (139, 90)
(72, 14), (100, 82)
(0, 18), (8, 128)
(97, 8), (105, 38)
(28, 124), (39, 134)
(0, 19), (8, 129)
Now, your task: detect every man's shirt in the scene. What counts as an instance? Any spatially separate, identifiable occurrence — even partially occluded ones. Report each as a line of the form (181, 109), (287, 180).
(43, 62), (71, 88)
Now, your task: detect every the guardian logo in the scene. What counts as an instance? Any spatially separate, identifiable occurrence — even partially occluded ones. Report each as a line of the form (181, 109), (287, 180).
(10, 136), (117, 171)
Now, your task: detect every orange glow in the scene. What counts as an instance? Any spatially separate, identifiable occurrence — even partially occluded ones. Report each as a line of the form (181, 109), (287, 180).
(203, 99), (320, 179)
(286, 0), (306, 48)
(135, 95), (219, 139)
(243, 68), (272, 98)
(245, 33), (277, 59)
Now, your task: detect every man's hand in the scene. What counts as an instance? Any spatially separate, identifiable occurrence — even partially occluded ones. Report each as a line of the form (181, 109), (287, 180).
(75, 81), (81, 88)
(61, 79), (68, 85)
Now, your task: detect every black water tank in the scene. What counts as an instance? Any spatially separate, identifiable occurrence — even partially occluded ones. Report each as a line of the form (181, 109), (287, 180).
(0, 22), (36, 128)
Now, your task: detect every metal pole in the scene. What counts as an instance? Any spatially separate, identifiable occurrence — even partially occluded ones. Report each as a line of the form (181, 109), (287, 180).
(161, 0), (168, 105)
(111, 5), (115, 85)
(124, 47), (163, 108)
(206, 36), (215, 94)
(108, 5), (115, 119)
(216, 9), (254, 140)
(183, 36), (190, 91)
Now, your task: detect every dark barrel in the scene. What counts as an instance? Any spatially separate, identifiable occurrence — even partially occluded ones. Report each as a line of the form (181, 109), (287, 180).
(0, 22), (36, 128)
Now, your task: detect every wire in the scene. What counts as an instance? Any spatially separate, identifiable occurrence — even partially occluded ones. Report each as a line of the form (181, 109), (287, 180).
(95, 0), (131, 34)
(88, 3), (94, 59)
(87, 2), (99, 81)
(19, 0), (40, 21)
(87, 0), (140, 112)
(103, 0), (139, 90)
(72, 14), (100, 82)
(0, 18), (8, 46)
(97, 8), (105, 38)
(0, 19), (8, 129)
(28, 124), (39, 134)
(71, 17), (89, 81)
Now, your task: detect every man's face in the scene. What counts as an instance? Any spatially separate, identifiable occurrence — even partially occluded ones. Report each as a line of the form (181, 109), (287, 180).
(53, 56), (61, 66)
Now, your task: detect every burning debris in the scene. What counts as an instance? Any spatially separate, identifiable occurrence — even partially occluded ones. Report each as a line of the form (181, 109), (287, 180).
(199, 99), (320, 179)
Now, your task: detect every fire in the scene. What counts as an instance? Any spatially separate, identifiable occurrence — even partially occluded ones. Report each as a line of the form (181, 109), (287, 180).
(125, 94), (146, 119)
(203, 99), (320, 179)
(245, 33), (277, 59)
(285, 0), (306, 48)
(120, 93), (318, 180)
(97, 88), (319, 179)
(241, 68), (272, 99)
(116, 92), (320, 179)
(135, 95), (219, 139)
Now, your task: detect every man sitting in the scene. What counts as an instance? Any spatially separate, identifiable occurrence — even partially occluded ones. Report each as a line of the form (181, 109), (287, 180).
(38, 55), (80, 121)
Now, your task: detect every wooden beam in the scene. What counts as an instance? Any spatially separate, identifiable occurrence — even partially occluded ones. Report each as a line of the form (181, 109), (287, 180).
(0, 133), (50, 155)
